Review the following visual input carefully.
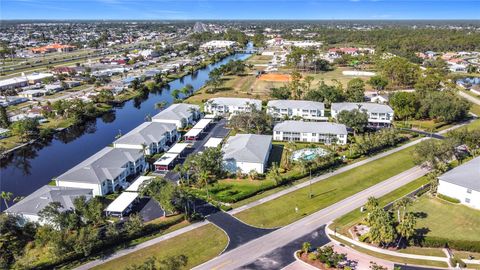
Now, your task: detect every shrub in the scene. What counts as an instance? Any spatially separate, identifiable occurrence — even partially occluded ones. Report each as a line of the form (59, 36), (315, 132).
(437, 194), (460, 203)
(420, 236), (480, 253)
(308, 252), (317, 261)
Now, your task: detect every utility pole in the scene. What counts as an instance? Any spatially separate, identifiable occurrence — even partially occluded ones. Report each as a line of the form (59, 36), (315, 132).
(309, 168), (313, 199)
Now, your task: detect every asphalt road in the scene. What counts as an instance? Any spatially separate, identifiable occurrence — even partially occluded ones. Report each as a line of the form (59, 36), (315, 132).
(207, 212), (276, 252)
(239, 226), (330, 270)
(193, 166), (428, 270)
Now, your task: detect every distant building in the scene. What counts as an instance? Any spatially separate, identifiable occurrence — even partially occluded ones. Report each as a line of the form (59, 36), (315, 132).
(223, 134), (272, 174)
(113, 122), (178, 155)
(55, 147), (147, 196)
(5, 185), (92, 225)
(437, 157), (480, 210)
(204, 97), (262, 116)
(200, 40), (237, 51)
(267, 100), (327, 121)
(152, 103), (201, 129)
(0, 77), (28, 91)
(31, 43), (75, 54)
(273, 121), (347, 145)
(331, 102), (394, 128)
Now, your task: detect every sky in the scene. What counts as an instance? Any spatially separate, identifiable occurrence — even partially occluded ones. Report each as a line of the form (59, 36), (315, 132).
(1, 0), (480, 20)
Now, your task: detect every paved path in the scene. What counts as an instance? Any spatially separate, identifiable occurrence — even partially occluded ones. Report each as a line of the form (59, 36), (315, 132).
(194, 166), (429, 270)
(206, 212), (276, 252)
(458, 90), (480, 106)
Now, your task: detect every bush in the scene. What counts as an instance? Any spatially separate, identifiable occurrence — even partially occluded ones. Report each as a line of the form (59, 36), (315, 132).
(437, 194), (461, 203)
(420, 236), (480, 253)
(308, 252), (317, 261)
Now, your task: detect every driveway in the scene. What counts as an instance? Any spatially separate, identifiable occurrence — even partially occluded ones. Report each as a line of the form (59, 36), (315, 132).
(207, 212), (276, 252)
(238, 226), (330, 270)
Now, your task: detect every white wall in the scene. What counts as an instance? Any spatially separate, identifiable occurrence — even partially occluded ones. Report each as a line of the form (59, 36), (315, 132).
(438, 180), (480, 209)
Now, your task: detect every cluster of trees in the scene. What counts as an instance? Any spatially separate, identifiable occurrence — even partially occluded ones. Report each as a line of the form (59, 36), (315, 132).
(361, 197), (417, 248)
(46, 99), (106, 123)
(0, 196), (148, 269)
(271, 73), (366, 104)
(174, 147), (225, 199)
(390, 91), (470, 123)
(219, 59), (247, 75)
(171, 84), (194, 100)
(190, 28), (248, 46)
(376, 56), (420, 89)
(9, 118), (40, 142)
(229, 105), (273, 134)
(350, 128), (406, 157)
(287, 47), (333, 72)
(301, 243), (346, 269)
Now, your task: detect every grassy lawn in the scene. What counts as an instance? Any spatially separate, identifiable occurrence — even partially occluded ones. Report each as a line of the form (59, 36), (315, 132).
(409, 195), (480, 242)
(234, 145), (417, 228)
(300, 67), (375, 90)
(470, 103), (480, 117)
(90, 224), (228, 270)
(331, 176), (430, 236)
(330, 235), (449, 268)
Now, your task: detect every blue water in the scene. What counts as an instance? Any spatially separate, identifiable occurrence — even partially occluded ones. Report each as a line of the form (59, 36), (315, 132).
(0, 51), (251, 210)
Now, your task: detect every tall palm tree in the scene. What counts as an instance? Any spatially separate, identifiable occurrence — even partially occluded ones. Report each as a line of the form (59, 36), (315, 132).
(393, 197), (412, 223)
(1, 191), (13, 208)
(396, 212), (416, 247)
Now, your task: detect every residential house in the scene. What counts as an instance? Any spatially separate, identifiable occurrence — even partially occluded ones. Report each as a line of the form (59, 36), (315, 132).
(55, 147), (147, 196)
(4, 185), (92, 225)
(204, 97), (262, 116)
(437, 157), (480, 210)
(273, 120), (347, 145)
(152, 103), (201, 129)
(331, 102), (394, 127)
(113, 122), (178, 155)
(222, 134), (272, 174)
(267, 100), (327, 121)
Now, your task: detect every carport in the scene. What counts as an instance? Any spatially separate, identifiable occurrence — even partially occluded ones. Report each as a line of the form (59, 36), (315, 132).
(105, 192), (139, 217)
(154, 153), (179, 171)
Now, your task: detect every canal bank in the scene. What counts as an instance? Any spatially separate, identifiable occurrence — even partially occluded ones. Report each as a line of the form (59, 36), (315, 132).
(0, 51), (252, 211)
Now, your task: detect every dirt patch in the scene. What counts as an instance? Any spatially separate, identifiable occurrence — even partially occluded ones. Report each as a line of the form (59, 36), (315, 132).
(258, 73), (292, 82)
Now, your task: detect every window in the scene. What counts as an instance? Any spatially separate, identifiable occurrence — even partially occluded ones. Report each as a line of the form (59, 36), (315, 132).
(467, 189), (472, 194)
(465, 198), (471, 203)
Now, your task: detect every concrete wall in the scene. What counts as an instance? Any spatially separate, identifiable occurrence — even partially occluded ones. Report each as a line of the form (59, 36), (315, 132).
(438, 180), (480, 209)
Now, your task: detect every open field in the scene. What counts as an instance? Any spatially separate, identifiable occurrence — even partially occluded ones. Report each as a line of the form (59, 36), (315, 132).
(246, 54), (273, 65)
(330, 235), (449, 268)
(300, 67), (375, 90)
(90, 224), (228, 270)
(234, 145), (416, 228)
(409, 195), (480, 242)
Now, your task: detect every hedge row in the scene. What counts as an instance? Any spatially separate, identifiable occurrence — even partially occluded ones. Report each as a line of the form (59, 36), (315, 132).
(420, 236), (480, 253)
(437, 194), (461, 204)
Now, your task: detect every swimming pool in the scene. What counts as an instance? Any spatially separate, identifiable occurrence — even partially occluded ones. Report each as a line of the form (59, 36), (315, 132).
(291, 147), (329, 161)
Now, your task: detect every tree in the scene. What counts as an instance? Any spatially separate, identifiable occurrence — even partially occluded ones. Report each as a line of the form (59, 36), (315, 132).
(124, 213), (144, 237)
(270, 86), (291, 100)
(415, 72), (443, 96)
(393, 197), (412, 223)
(413, 139), (455, 171)
(1, 191), (13, 208)
(140, 178), (177, 213)
(336, 109), (369, 135)
(206, 68), (222, 91)
(266, 162), (283, 185)
(389, 92), (418, 120)
(302, 242), (311, 254)
(365, 196), (379, 211)
(73, 226), (99, 256)
(345, 78), (366, 102)
(10, 118), (40, 142)
(396, 212), (416, 246)
(171, 89), (180, 99)
(0, 214), (36, 269)
(93, 89), (114, 103)
(367, 76), (389, 91)
(158, 254), (188, 270)
(377, 56), (419, 88)
(304, 81), (344, 105)
(229, 105), (273, 134)
(0, 106), (10, 128)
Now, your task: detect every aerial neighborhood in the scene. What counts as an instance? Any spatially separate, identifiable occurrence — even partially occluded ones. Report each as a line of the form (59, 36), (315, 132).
(0, 17), (479, 270)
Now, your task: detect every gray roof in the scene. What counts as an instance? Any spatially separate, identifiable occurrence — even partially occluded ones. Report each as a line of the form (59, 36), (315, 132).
(152, 103), (200, 121)
(5, 185), (92, 217)
(331, 102), (394, 114)
(267, 100), (325, 111)
(274, 120), (347, 135)
(56, 147), (144, 184)
(438, 157), (480, 191)
(114, 122), (176, 146)
(208, 97), (261, 109)
(223, 134), (272, 163)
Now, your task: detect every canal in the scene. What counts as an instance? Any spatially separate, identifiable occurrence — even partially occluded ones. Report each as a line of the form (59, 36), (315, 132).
(0, 51), (251, 211)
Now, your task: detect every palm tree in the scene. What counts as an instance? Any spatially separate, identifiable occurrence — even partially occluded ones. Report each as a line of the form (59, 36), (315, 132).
(1, 191), (13, 208)
(155, 101), (167, 110)
(396, 212), (416, 247)
(365, 196), (379, 211)
(198, 170), (210, 199)
(301, 242), (311, 254)
(393, 197), (412, 223)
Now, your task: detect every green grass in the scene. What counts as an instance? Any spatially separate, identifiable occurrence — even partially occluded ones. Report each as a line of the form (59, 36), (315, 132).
(331, 176), (430, 236)
(330, 235), (449, 268)
(397, 246), (446, 257)
(470, 103), (480, 117)
(91, 224), (228, 270)
(409, 196), (480, 242)
(234, 146), (417, 228)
